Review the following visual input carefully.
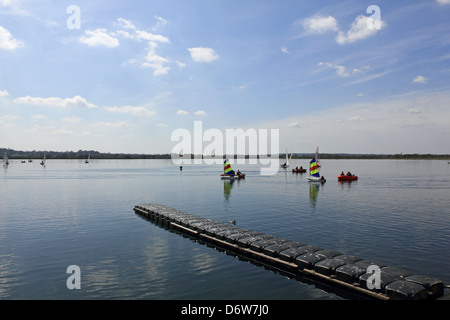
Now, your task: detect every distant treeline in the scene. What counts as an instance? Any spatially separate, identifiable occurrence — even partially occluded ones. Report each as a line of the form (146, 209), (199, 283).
(1, 148), (171, 160)
(1, 148), (449, 160)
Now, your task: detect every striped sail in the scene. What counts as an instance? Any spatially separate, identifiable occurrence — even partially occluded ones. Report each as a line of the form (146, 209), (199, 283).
(310, 157), (320, 178)
(223, 159), (235, 175)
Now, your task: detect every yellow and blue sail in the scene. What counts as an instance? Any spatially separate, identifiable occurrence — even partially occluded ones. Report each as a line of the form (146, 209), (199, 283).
(310, 157), (320, 178)
(223, 159), (235, 175)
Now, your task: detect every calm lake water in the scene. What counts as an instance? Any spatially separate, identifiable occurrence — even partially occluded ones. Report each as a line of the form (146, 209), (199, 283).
(1, 158), (449, 300)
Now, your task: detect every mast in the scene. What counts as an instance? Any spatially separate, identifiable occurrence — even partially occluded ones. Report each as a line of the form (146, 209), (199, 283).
(315, 146), (320, 167)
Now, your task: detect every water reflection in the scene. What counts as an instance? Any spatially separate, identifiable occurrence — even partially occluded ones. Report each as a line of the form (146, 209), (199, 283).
(309, 183), (320, 209)
(223, 180), (234, 202)
(223, 179), (244, 202)
(338, 180), (358, 190)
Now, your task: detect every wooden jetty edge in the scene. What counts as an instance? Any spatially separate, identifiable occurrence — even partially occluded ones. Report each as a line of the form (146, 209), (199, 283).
(133, 203), (448, 300)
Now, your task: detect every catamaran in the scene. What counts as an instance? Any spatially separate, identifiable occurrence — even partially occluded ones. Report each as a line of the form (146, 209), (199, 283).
(307, 147), (326, 183)
(220, 159), (245, 180)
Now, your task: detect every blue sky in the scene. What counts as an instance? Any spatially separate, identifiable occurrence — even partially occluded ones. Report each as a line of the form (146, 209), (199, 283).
(1, 0), (450, 154)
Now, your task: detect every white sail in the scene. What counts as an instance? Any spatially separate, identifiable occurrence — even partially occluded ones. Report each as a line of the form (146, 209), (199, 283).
(281, 149), (291, 168)
(3, 152), (9, 165)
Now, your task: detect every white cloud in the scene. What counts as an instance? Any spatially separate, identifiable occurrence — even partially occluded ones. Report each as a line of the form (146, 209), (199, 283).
(177, 110), (189, 116)
(0, 114), (21, 127)
(92, 121), (128, 128)
(31, 114), (46, 120)
(176, 60), (186, 69)
(61, 116), (82, 123)
(437, 0), (450, 4)
(0, 114), (21, 121)
(104, 105), (157, 117)
(0, 0), (19, 6)
(194, 110), (207, 116)
(303, 16), (338, 34)
(142, 42), (170, 75)
(117, 17), (136, 29)
(336, 15), (385, 45)
(52, 129), (76, 135)
(188, 47), (218, 62)
(79, 29), (119, 48)
(13, 95), (98, 109)
(408, 108), (421, 114)
(152, 16), (169, 31)
(347, 115), (364, 121)
(0, 25), (24, 50)
(0, 1), (30, 17)
(0, 89), (9, 97)
(268, 91), (450, 154)
(116, 30), (134, 39)
(412, 75), (428, 84)
(287, 121), (301, 128)
(82, 18), (171, 76)
(318, 62), (349, 77)
(135, 30), (169, 43)
(319, 62), (371, 78)
(281, 46), (289, 54)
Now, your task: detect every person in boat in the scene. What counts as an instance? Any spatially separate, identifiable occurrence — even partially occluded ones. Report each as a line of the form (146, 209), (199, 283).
(300, 166), (303, 169)
(236, 170), (242, 176)
(346, 171), (352, 176)
(341, 171), (344, 175)
(320, 176), (325, 180)
(295, 166), (298, 171)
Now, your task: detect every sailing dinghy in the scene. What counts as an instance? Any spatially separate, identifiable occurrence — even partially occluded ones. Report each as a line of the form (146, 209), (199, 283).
(307, 148), (326, 183)
(280, 149), (292, 168)
(3, 152), (9, 166)
(220, 159), (245, 180)
(40, 153), (46, 166)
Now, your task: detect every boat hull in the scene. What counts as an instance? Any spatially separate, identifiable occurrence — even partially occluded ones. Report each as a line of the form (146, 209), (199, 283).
(307, 176), (326, 183)
(338, 175), (358, 181)
(292, 169), (306, 173)
(221, 174), (245, 180)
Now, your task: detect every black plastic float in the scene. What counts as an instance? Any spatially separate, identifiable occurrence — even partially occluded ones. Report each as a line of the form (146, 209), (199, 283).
(133, 203), (447, 300)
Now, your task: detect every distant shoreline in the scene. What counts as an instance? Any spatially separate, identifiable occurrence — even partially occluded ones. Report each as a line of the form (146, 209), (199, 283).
(2, 148), (450, 160)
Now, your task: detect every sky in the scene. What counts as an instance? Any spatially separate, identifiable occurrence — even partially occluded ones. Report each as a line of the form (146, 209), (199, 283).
(1, 0), (450, 155)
